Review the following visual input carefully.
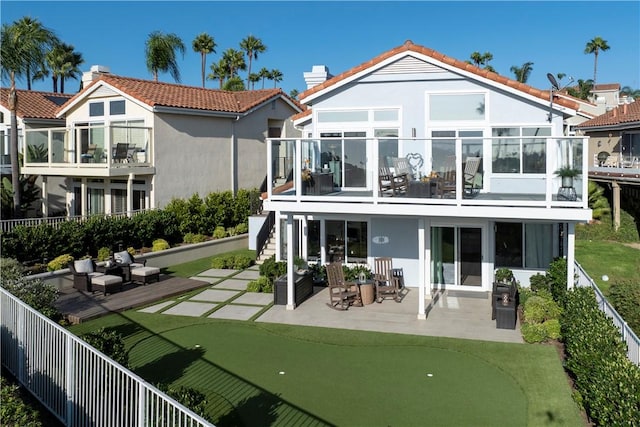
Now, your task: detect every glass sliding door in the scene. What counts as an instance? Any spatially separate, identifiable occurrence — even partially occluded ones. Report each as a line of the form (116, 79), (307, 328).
(459, 227), (482, 286)
(431, 226), (483, 288)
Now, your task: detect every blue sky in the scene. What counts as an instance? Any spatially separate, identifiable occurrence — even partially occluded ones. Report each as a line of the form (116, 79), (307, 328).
(2, 1), (639, 96)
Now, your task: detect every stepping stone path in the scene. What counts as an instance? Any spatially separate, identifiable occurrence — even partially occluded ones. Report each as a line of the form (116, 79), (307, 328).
(137, 265), (271, 321)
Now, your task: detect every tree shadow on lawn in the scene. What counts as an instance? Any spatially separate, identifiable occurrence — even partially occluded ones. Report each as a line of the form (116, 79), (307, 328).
(127, 326), (332, 426)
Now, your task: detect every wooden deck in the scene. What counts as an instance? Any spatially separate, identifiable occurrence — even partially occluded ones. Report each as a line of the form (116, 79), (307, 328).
(55, 275), (209, 324)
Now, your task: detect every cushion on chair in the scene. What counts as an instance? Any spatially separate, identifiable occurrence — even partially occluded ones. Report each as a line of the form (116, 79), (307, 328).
(114, 250), (133, 265)
(74, 258), (94, 273)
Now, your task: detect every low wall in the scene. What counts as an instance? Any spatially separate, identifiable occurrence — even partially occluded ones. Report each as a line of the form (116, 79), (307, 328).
(29, 235), (249, 289)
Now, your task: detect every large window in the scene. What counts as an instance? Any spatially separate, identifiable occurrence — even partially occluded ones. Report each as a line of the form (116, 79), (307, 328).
(492, 127), (550, 173)
(319, 131), (366, 188)
(430, 93), (485, 121)
(326, 220), (367, 263)
(495, 222), (553, 269)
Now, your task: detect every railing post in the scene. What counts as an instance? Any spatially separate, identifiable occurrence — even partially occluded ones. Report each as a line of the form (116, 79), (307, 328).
(65, 334), (75, 425)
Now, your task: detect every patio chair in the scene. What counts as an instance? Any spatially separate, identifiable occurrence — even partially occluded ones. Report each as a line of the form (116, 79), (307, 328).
(68, 258), (103, 292)
(436, 155), (456, 198)
(379, 165), (408, 196)
(373, 257), (401, 303)
(80, 144), (97, 163)
(603, 153), (619, 167)
(326, 262), (361, 310)
(113, 143), (130, 163)
(393, 157), (415, 180)
(463, 157), (482, 197)
(113, 250), (147, 282)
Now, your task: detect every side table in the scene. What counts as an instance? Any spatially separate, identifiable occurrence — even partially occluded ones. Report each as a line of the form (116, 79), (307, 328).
(358, 281), (375, 305)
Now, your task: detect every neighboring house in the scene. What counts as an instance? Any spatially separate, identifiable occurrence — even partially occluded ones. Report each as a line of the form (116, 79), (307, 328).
(17, 66), (302, 217)
(577, 98), (640, 230)
(262, 40), (592, 316)
(0, 89), (73, 216)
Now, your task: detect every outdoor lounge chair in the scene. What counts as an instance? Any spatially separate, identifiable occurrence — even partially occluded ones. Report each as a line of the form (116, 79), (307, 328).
(373, 257), (401, 303)
(463, 157), (482, 197)
(113, 143), (130, 163)
(436, 155), (457, 198)
(326, 261), (361, 310)
(393, 157), (415, 180)
(379, 165), (408, 196)
(113, 250), (147, 282)
(68, 258), (123, 295)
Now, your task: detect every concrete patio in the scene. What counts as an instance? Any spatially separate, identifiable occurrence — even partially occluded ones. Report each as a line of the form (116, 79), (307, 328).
(257, 286), (524, 344)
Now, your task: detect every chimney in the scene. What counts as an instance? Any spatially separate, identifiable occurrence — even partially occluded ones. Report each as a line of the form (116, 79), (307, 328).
(623, 103), (628, 115)
(82, 65), (111, 87)
(613, 107), (617, 117)
(303, 65), (332, 89)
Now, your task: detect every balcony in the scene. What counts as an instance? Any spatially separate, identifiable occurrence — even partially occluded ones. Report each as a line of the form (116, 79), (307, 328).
(266, 137), (590, 212)
(20, 124), (154, 177)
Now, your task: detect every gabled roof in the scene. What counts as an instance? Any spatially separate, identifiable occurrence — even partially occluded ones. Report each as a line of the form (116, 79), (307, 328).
(0, 88), (73, 120)
(298, 40), (580, 112)
(577, 101), (640, 129)
(58, 74), (301, 116)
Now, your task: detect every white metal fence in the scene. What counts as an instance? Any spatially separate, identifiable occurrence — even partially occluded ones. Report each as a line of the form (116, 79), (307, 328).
(0, 210), (151, 234)
(575, 261), (640, 366)
(0, 288), (214, 427)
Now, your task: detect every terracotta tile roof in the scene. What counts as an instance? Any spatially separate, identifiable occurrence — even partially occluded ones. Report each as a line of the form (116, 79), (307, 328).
(592, 83), (620, 91)
(577, 101), (640, 128)
(70, 75), (293, 114)
(292, 108), (311, 122)
(0, 88), (72, 119)
(299, 40), (580, 111)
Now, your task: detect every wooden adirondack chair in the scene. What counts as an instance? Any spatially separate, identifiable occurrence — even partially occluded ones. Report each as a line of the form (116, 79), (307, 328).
(463, 157), (482, 197)
(373, 257), (401, 303)
(326, 262), (360, 310)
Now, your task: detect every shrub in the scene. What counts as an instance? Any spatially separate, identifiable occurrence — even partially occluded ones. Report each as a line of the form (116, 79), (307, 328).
(235, 222), (248, 234)
(211, 255), (229, 269)
(47, 253), (74, 272)
(231, 254), (254, 269)
(246, 277), (272, 293)
(546, 257), (568, 305)
(97, 247), (111, 261)
(259, 256), (287, 283)
(1, 374), (44, 426)
(523, 294), (561, 323)
(521, 322), (548, 343)
(608, 279), (640, 334)
(213, 226), (227, 239)
(529, 273), (549, 293)
(80, 328), (129, 368)
(0, 258), (25, 282)
(151, 238), (170, 252)
(127, 247), (136, 256)
(183, 233), (208, 244)
(544, 318), (561, 340)
(155, 384), (209, 421)
(1, 276), (60, 320)
(226, 226), (237, 237)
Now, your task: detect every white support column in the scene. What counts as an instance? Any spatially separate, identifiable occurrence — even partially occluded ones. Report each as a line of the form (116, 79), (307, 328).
(81, 178), (87, 216)
(104, 179), (112, 215)
(286, 214), (295, 310)
(320, 219), (326, 265)
(127, 173), (134, 217)
(567, 222), (576, 289)
(275, 214), (281, 262)
(301, 216), (308, 260)
(417, 218), (426, 319)
(41, 176), (48, 217)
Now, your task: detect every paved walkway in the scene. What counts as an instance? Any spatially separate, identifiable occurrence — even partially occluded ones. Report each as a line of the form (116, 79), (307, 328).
(133, 266), (523, 344)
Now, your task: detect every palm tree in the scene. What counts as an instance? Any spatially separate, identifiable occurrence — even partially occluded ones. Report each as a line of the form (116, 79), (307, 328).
(289, 89), (299, 99)
(221, 48), (246, 78)
(567, 79), (594, 100)
(145, 31), (185, 82)
(1, 20), (57, 218)
(46, 42), (83, 93)
(192, 33), (216, 88)
(269, 69), (283, 88)
(510, 62), (534, 83)
(467, 51), (495, 72)
(258, 67), (270, 89)
(584, 36), (610, 85)
(248, 72), (260, 90)
(239, 35), (266, 88)
(207, 60), (227, 89)
(223, 76), (245, 91)
(620, 86), (640, 100)
(13, 17), (59, 90)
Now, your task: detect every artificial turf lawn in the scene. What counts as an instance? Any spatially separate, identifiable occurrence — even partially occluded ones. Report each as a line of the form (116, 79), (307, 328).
(70, 313), (584, 426)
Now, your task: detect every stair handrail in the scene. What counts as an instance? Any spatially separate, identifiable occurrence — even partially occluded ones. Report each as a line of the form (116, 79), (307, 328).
(256, 210), (275, 258)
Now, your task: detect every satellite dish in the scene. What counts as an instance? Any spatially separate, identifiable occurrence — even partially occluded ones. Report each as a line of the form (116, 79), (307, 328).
(547, 73), (560, 91)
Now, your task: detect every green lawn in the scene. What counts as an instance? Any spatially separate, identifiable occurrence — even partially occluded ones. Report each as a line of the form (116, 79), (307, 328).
(70, 313), (584, 427)
(575, 239), (640, 294)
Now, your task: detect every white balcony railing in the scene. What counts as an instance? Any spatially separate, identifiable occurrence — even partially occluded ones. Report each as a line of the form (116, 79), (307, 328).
(22, 124), (152, 169)
(266, 137), (589, 208)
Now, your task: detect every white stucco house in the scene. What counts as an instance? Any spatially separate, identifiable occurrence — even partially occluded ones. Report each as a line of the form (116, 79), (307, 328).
(0, 89), (73, 216)
(17, 66), (302, 217)
(261, 40), (592, 316)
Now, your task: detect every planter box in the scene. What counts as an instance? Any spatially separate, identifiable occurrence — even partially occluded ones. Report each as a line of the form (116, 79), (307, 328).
(274, 273), (313, 306)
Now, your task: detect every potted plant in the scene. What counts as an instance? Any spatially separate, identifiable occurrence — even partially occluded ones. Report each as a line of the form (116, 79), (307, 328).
(293, 256), (308, 275)
(494, 267), (514, 285)
(555, 165), (580, 188)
